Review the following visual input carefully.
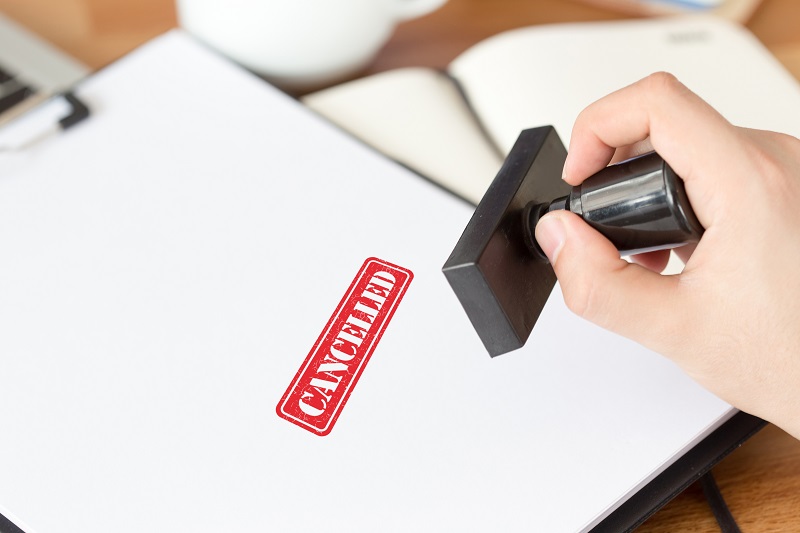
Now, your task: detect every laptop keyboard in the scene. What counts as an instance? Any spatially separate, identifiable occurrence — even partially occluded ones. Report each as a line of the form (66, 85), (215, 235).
(0, 64), (37, 115)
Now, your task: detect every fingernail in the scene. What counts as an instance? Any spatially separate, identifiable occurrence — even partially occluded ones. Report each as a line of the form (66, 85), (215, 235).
(535, 214), (566, 265)
(561, 159), (569, 181)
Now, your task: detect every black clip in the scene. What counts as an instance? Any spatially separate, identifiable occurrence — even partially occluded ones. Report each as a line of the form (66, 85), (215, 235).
(0, 90), (90, 152)
(58, 91), (90, 130)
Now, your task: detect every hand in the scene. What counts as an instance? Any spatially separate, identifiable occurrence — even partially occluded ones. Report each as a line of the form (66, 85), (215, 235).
(535, 72), (800, 439)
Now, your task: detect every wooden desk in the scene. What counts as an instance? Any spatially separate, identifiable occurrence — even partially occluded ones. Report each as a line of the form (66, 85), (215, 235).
(2, 0), (798, 530)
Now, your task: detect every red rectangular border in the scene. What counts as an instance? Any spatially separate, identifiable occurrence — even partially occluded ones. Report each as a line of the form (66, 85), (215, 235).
(276, 257), (413, 436)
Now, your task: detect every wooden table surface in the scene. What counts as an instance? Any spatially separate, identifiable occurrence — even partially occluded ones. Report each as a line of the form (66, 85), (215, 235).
(2, 0), (799, 530)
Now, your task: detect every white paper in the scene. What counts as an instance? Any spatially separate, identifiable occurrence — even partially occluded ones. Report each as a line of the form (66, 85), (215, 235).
(303, 68), (503, 204)
(0, 31), (733, 533)
(451, 16), (800, 153)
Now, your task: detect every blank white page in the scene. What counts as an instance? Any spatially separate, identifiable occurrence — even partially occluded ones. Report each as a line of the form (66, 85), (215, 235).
(302, 68), (504, 204)
(0, 31), (732, 533)
(451, 16), (800, 154)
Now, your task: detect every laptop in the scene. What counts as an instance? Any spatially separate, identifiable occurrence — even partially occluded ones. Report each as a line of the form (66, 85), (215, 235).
(0, 11), (88, 126)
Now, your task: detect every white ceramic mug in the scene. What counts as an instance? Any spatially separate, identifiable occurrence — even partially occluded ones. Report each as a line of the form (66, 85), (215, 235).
(176, 0), (447, 90)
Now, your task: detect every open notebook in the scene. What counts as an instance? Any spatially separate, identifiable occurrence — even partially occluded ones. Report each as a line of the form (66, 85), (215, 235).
(304, 16), (800, 205)
(0, 30), (756, 533)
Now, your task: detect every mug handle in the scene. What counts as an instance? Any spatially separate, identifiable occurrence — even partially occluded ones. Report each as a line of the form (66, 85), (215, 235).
(392, 0), (448, 21)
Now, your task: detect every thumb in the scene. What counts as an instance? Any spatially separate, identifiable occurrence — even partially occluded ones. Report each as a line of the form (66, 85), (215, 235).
(534, 210), (683, 353)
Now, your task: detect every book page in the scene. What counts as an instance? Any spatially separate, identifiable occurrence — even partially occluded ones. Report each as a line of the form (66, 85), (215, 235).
(450, 16), (800, 155)
(303, 68), (502, 204)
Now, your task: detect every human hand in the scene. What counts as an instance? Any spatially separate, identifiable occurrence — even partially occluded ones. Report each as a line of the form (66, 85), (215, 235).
(534, 73), (800, 439)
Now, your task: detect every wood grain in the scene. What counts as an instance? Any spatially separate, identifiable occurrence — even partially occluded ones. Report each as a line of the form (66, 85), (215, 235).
(1, 0), (799, 530)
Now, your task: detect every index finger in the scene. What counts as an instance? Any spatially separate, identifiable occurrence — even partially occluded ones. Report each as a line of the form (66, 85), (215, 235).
(563, 72), (737, 188)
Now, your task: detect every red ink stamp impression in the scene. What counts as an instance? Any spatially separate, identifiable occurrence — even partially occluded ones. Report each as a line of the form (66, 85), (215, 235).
(276, 257), (413, 436)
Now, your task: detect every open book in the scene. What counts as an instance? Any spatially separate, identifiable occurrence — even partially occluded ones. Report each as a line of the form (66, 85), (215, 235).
(304, 16), (800, 205)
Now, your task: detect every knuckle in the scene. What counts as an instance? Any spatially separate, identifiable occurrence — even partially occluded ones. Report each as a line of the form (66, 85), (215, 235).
(644, 71), (680, 87)
(642, 71), (686, 99)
